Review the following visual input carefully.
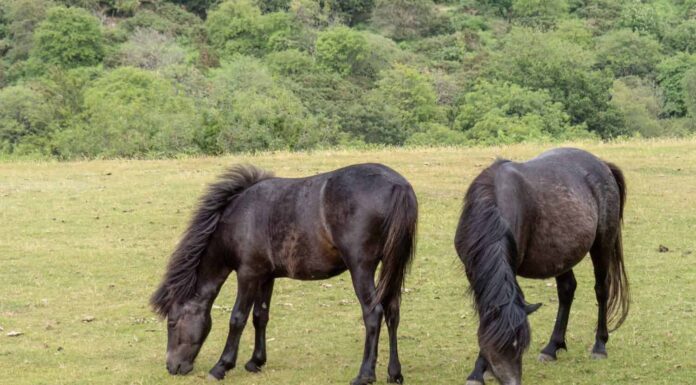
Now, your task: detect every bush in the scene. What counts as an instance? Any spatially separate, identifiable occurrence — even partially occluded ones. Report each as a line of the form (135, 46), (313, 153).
(31, 6), (104, 69)
(663, 20), (696, 54)
(487, 28), (624, 137)
(0, 84), (55, 154)
(595, 29), (662, 78)
(54, 67), (200, 157)
(610, 77), (663, 137)
(453, 80), (587, 144)
(406, 123), (468, 146)
(657, 53), (696, 117)
(371, 0), (441, 41)
(207, 57), (333, 153)
(117, 29), (186, 70)
(315, 26), (371, 77)
(511, 0), (569, 30)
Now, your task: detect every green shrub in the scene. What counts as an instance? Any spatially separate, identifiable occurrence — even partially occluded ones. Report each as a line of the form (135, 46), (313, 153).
(511, 0), (569, 29)
(595, 29), (662, 78)
(31, 6), (104, 69)
(657, 53), (696, 117)
(315, 26), (371, 77)
(406, 123), (468, 146)
(0, 84), (55, 154)
(610, 77), (664, 137)
(54, 67), (200, 157)
(371, 0), (440, 41)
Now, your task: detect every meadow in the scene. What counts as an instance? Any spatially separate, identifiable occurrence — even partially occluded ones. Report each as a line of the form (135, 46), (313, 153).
(1, 139), (695, 385)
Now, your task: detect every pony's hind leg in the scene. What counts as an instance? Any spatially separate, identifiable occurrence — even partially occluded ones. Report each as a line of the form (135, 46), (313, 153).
(539, 270), (577, 361)
(348, 264), (383, 385)
(209, 276), (259, 380)
(590, 246), (610, 359)
(383, 296), (402, 384)
(245, 278), (275, 373)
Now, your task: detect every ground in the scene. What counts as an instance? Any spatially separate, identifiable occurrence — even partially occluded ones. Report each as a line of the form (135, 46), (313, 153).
(1, 139), (694, 384)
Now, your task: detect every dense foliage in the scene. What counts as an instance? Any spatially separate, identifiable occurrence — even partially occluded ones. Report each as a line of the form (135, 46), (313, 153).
(1, 0), (695, 158)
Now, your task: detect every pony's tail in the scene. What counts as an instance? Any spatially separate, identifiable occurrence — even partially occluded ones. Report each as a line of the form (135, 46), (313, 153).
(455, 166), (530, 357)
(150, 164), (273, 317)
(372, 184), (418, 310)
(605, 161), (630, 331)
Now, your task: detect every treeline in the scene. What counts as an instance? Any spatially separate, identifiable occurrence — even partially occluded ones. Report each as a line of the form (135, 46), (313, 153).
(1, 0), (695, 158)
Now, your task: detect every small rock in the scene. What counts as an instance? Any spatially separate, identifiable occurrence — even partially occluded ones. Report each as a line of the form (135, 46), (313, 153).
(57, 346), (63, 352)
(682, 250), (692, 257)
(81, 315), (95, 323)
(105, 172), (112, 176)
(658, 245), (669, 253)
(320, 283), (333, 289)
(7, 331), (23, 337)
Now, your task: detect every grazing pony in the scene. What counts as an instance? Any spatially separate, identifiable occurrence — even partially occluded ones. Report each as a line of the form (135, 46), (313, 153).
(151, 163), (417, 385)
(455, 148), (630, 385)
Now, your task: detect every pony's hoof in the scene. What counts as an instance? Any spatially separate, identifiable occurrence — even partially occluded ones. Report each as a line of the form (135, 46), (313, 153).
(538, 352), (557, 362)
(466, 381), (484, 385)
(387, 373), (404, 383)
(208, 367), (225, 381)
(590, 352), (608, 360)
(350, 375), (376, 385)
(244, 360), (263, 373)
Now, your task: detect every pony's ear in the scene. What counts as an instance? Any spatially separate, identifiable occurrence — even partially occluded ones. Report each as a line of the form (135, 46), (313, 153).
(525, 302), (542, 315)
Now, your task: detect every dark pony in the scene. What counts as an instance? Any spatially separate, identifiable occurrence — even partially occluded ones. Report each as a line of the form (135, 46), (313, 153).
(151, 163), (417, 385)
(455, 148), (629, 385)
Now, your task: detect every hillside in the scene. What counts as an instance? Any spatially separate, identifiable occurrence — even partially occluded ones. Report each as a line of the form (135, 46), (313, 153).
(1, 0), (696, 158)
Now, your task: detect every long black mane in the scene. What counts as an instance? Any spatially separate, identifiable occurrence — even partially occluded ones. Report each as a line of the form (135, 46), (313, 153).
(455, 160), (530, 357)
(150, 164), (273, 316)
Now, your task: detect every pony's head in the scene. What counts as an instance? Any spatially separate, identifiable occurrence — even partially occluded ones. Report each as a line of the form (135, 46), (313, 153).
(163, 297), (212, 375)
(480, 302), (541, 385)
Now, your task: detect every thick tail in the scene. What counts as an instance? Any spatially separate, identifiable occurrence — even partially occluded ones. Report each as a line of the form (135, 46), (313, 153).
(372, 184), (418, 310)
(605, 161), (630, 331)
(454, 162), (530, 357)
(150, 164), (273, 317)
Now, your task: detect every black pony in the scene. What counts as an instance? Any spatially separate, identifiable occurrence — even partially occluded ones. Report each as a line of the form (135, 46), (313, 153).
(455, 148), (630, 385)
(151, 163), (417, 385)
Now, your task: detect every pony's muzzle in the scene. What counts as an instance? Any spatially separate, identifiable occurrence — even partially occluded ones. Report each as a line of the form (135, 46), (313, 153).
(167, 359), (193, 375)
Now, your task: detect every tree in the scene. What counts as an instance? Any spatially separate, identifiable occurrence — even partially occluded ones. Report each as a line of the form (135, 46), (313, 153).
(117, 28), (186, 70)
(0, 84), (55, 154)
(684, 67), (696, 119)
(31, 6), (104, 69)
(371, 0), (441, 41)
(315, 26), (371, 77)
(595, 29), (662, 78)
(55, 67), (200, 157)
(207, 56), (332, 152)
(511, 0), (568, 29)
(453, 80), (588, 144)
(664, 20), (696, 54)
(487, 28), (624, 137)
(610, 77), (664, 137)
(656, 53), (696, 117)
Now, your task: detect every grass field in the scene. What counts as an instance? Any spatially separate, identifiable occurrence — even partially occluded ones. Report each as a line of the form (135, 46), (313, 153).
(1, 140), (695, 385)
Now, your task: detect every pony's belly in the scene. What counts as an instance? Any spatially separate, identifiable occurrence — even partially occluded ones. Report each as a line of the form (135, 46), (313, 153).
(517, 250), (587, 279)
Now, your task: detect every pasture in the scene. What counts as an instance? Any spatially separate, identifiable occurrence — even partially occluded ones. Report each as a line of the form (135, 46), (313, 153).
(1, 139), (695, 385)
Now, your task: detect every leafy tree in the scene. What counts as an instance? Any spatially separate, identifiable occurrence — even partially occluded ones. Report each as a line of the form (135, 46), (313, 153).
(487, 28), (624, 137)
(207, 57), (332, 152)
(684, 67), (696, 119)
(664, 20), (696, 54)
(595, 29), (662, 77)
(406, 123), (468, 146)
(31, 6), (104, 69)
(167, 0), (220, 17)
(117, 28), (186, 70)
(511, 0), (569, 29)
(656, 53), (696, 116)
(0, 84), (55, 154)
(55, 67), (200, 157)
(371, 0), (441, 41)
(618, 0), (672, 38)
(610, 77), (663, 137)
(324, 0), (375, 25)
(453, 80), (587, 144)
(315, 26), (371, 77)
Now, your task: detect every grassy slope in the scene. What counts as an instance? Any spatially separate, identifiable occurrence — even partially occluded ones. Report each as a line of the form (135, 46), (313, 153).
(1, 139), (694, 385)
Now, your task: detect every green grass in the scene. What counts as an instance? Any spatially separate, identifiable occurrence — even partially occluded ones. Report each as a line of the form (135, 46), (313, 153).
(1, 139), (695, 385)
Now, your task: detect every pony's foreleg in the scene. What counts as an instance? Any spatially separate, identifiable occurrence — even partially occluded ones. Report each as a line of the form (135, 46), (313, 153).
(245, 278), (275, 373)
(349, 266), (383, 385)
(383, 296), (402, 384)
(539, 270), (577, 361)
(208, 277), (259, 380)
(465, 352), (489, 385)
